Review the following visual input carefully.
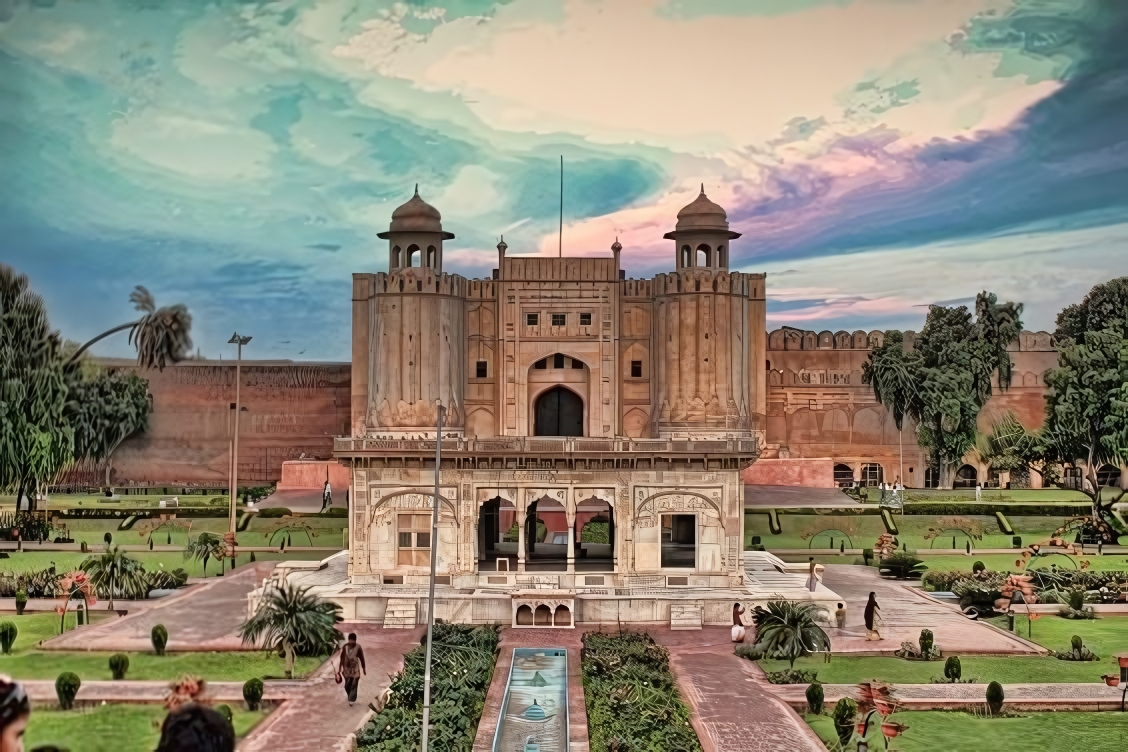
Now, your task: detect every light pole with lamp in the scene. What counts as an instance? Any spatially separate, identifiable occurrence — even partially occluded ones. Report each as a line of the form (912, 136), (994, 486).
(421, 400), (444, 752)
(227, 333), (251, 566)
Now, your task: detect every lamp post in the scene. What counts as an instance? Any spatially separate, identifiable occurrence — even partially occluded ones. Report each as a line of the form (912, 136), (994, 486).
(227, 333), (251, 562)
(421, 400), (444, 752)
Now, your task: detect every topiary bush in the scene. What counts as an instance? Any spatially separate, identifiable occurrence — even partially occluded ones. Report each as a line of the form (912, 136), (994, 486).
(919, 629), (934, 657)
(243, 678), (264, 711)
(1056, 635), (1100, 662)
(152, 624), (168, 655)
(257, 507), (292, 518)
(805, 682), (824, 714)
(0, 622), (16, 654)
(986, 681), (1004, 715)
(764, 668), (819, 684)
(109, 653), (129, 680)
(972, 560), (986, 573)
(832, 697), (857, 748)
(944, 656), (961, 682)
(214, 704), (234, 725)
(56, 672), (81, 710)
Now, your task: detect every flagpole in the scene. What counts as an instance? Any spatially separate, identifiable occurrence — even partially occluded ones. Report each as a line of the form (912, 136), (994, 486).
(558, 155), (563, 258)
(420, 400), (444, 752)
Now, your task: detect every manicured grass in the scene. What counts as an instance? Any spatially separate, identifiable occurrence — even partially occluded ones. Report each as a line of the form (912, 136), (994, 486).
(0, 548), (331, 577)
(0, 613), (323, 682)
(806, 710), (1128, 751)
(759, 616), (1128, 685)
(26, 704), (267, 751)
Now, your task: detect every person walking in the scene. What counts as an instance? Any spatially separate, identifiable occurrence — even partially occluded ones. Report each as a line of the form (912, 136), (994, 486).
(731, 602), (746, 643)
(864, 592), (881, 641)
(0, 676), (29, 752)
(337, 633), (366, 705)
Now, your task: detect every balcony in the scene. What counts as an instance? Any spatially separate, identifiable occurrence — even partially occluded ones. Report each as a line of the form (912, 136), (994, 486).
(333, 435), (763, 458)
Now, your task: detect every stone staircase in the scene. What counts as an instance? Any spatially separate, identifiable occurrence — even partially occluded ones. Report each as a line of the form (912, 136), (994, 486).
(383, 598), (418, 629)
(670, 602), (703, 630)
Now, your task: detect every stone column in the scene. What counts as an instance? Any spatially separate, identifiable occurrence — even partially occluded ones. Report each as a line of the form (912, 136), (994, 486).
(517, 505), (526, 573)
(566, 509), (576, 574)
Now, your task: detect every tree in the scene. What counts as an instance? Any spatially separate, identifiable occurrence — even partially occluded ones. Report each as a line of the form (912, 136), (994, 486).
(746, 601), (831, 667)
(184, 532), (226, 577)
(81, 545), (148, 608)
(863, 291), (1023, 487)
(0, 266), (74, 506)
(66, 286), (193, 371)
(1041, 324), (1128, 525)
(1054, 277), (1128, 345)
(66, 362), (151, 488)
(238, 583), (343, 678)
(975, 411), (1042, 483)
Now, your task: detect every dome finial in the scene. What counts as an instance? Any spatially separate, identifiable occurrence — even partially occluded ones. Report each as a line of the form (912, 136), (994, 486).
(611, 236), (622, 253)
(497, 236), (507, 253)
(414, 183), (419, 196)
(700, 183), (705, 194)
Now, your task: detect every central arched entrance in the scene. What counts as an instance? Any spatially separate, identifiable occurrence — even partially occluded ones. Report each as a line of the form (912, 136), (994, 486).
(534, 386), (584, 436)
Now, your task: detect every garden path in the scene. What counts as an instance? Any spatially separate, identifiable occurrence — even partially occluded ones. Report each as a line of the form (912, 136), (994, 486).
(40, 561), (278, 652)
(651, 626), (827, 752)
(472, 627), (590, 752)
(821, 565), (1042, 655)
(239, 623), (424, 752)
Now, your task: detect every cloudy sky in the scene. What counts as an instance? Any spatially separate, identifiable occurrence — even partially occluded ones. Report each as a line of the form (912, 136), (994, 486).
(2, 0), (1126, 361)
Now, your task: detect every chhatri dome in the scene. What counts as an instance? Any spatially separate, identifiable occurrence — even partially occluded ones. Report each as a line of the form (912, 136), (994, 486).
(379, 184), (453, 238)
(672, 184), (731, 233)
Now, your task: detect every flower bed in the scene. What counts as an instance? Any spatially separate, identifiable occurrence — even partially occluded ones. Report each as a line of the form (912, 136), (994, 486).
(581, 631), (701, 752)
(357, 623), (499, 751)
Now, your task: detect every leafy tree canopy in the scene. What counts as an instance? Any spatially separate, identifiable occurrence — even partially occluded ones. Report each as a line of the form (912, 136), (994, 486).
(1054, 276), (1128, 345)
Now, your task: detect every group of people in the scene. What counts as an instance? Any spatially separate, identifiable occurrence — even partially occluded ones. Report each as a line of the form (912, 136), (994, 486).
(729, 592), (885, 643)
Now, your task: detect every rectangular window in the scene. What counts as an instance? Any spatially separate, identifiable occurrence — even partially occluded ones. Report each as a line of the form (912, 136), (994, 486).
(397, 513), (432, 567)
(534, 358), (547, 369)
(553, 353), (565, 368)
(475, 360), (488, 378)
(571, 357), (584, 369)
(630, 360), (642, 377)
(660, 514), (696, 569)
(526, 313), (538, 326)
(579, 313), (592, 326)
(551, 313), (566, 326)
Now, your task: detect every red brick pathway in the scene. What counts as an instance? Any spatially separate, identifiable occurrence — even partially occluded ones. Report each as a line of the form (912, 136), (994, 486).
(473, 628), (590, 752)
(42, 561), (278, 652)
(240, 623), (424, 752)
(651, 627), (827, 752)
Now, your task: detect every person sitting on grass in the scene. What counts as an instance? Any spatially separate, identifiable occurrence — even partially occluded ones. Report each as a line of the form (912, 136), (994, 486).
(0, 676), (29, 752)
(154, 703), (234, 752)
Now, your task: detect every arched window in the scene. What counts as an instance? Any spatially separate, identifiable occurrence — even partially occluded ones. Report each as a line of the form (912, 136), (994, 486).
(406, 244), (420, 267)
(391, 246), (401, 267)
(553, 605), (571, 626)
(515, 605), (534, 625)
(717, 245), (726, 267)
(833, 464), (854, 487)
(426, 245), (436, 267)
(954, 464), (978, 489)
(696, 244), (711, 267)
(861, 463), (883, 487)
(681, 245), (691, 267)
(534, 604), (553, 626)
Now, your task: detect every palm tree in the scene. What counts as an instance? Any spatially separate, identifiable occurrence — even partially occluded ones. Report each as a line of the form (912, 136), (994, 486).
(184, 532), (226, 577)
(67, 286), (192, 370)
(80, 546), (148, 609)
(238, 583), (343, 678)
(749, 601), (832, 668)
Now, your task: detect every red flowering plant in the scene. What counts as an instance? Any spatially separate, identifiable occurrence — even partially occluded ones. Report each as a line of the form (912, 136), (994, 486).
(55, 570), (96, 634)
(165, 674), (208, 712)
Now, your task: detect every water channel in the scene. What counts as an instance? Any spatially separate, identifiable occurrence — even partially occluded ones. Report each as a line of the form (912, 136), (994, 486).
(491, 648), (569, 752)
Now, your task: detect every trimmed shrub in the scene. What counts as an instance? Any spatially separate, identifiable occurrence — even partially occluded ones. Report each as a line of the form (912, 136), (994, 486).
(944, 656), (962, 681)
(972, 560), (986, 573)
(1071, 634), (1083, 652)
(986, 681), (1004, 715)
(0, 622), (16, 654)
(805, 682), (824, 714)
(56, 672), (81, 710)
(257, 507), (292, 518)
(152, 624), (168, 655)
(103, 532), (112, 545)
(215, 703), (234, 725)
(765, 668), (819, 684)
(243, 678), (264, 711)
(862, 548), (874, 565)
(109, 653), (129, 680)
(919, 629), (934, 657)
(832, 697), (857, 748)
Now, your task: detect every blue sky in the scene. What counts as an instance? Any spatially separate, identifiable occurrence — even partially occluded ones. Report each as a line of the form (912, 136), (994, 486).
(2, 0), (1126, 360)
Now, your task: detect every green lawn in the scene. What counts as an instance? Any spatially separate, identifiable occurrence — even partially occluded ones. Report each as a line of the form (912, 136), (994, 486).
(806, 710), (1128, 751)
(759, 615), (1128, 685)
(0, 548), (332, 577)
(0, 614), (323, 682)
(26, 704), (267, 751)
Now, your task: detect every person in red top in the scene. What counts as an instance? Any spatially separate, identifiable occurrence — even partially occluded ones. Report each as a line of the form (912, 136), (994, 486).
(338, 633), (367, 705)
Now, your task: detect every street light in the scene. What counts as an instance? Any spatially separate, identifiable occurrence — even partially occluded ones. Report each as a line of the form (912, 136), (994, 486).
(227, 333), (251, 563)
(421, 400), (444, 752)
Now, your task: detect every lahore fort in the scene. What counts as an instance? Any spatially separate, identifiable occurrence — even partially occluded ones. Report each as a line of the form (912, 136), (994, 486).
(91, 188), (1060, 627)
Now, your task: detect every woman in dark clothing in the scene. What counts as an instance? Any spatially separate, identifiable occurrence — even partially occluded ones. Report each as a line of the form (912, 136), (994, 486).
(338, 633), (367, 704)
(864, 592), (881, 640)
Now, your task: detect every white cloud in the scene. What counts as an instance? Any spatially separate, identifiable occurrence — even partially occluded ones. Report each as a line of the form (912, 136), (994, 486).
(109, 111), (275, 181)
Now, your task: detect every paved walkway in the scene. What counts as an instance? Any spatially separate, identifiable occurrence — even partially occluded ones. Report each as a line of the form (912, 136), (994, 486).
(745, 486), (859, 508)
(42, 561), (278, 652)
(240, 624), (424, 752)
(651, 627), (826, 752)
(473, 628), (589, 752)
(820, 565), (1042, 655)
